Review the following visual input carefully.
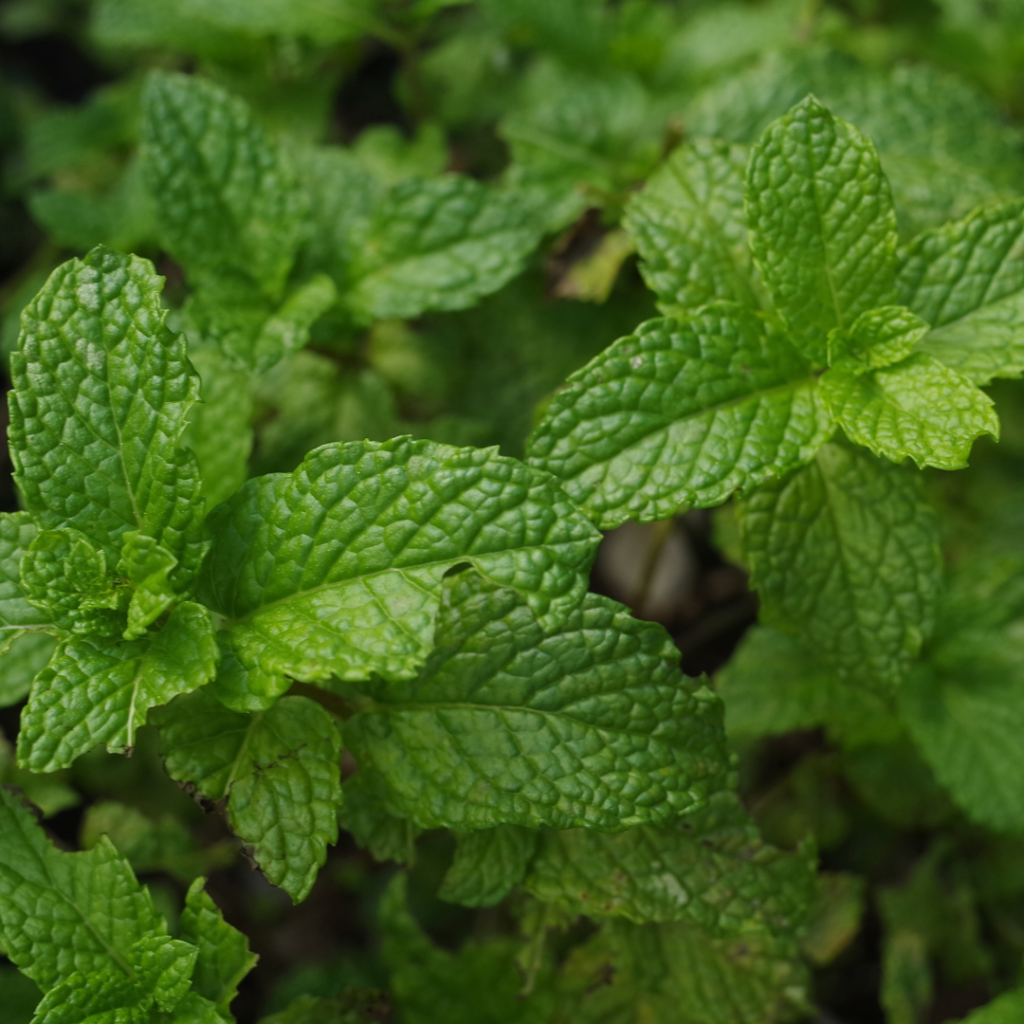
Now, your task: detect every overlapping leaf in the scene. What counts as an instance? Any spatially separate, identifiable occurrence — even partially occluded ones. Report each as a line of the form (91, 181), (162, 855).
(439, 827), (538, 908)
(0, 513), (53, 656)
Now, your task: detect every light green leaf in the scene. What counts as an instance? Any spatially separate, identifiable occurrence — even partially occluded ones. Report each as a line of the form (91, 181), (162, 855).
(344, 175), (544, 323)
(0, 787), (169, 993)
(820, 354), (998, 470)
(17, 602), (218, 771)
(0, 513), (54, 657)
(439, 827), (538, 908)
(526, 305), (834, 527)
(184, 346), (254, 509)
(827, 305), (930, 373)
(248, 274), (336, 372)
(153, 691), (342, 902)
(526, 790), (815, 946)
(20, 530), (125, 637)
(337, 772), (420, 866)
(716, 626), (897, 747)
(899, 626), (1024, 834)
(898, 200), (1024, 384)
(31, 935), (196, 1024)
(552, 918), (809, 1024)
(737, 442), (941, 692)
(201, 437), (600, 697)
(381, 874), (551, 1024)
(179, 879), (257, 1013)
(344, 572), (729, 831)
(623, 139), (757, 315)
(746, 95), (899, 365)
(141, 71), (306, 298)
(7, 247), (207, 588)
(117, 531), (178, 640)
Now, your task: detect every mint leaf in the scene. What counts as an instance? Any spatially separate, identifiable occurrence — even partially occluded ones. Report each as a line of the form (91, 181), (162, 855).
(525, 790), (815, 943)
(827, 305), (930, 373)
(747, 95), (899, 365)
(184, 346), (254, 509)
(337, 772), (420, 866)
(117, 531), (177, 640)
(899, 626), (1024, 834)
(737, 442), (941, 691)
(0, 634), (56, 709)
(381, 874), (549, 1024)
(154, 691), (342, 902)
(7, 247), (207, 588)
(344, 572), (729, 831)
(0, 513), (54, 654)
(201, 437), (600, 697)
(0, 787), (169, 992)
(20, 530), (125, 638)
(623, 139), (757, 315)
(17, 601), (217, 771)
(898, 200), (1024, 384)
(141, 71), (306, 298)
(820, 353), (998, 470)
(179, 879), (257, 1013)
(343, 175), (544, 323)
(526, 305), (833, 527)
(31, 935), (197, 1024)
(955, 988), (1024, 1024)
(439, 827), (538, 908)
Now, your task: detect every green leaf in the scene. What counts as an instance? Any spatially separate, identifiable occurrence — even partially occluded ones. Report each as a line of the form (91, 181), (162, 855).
(525, 791), (815, 946)
(439, 827), (538, 908)
(344, 572), (729, 831)
(746, 95), (899, 365)
(183, 346), (254, 509)
(827, 305), (930, 373)
(526, 305), (833, 527)
(201, 437), (600, 697)
(0, 513), (54, 655)
(0, 733), (80, 818)
(117, 531), (178, 640)
(179, 879), (257, 1013)
(898, 200), (1024, 384)
(17, 601), (218, 771)
(736, 442), (941, 692)
(343, 175), (544, 323)
(716, 626), (897, 747)
(899, 626), (1024, 834)
(820, 354), (998, 470)
(0, 787), (169, 992)
(956, 989), (1024, 1024)
(7, 247), (207, 588)
(153, 691), (342, 902)
(20, 530), (125, 637)
(31, 935), (197, 1024)
(141, 71), (306, 298)
(173, 0), (379, 45)
(623, 139), (758, 315)
(380, 874), (551, 1024)
(337, 772), (420, 865)
(0, 633), (57, 709)
(552, 918), (809, 1024)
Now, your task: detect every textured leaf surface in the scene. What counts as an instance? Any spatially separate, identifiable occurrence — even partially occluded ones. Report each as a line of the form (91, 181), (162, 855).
(623, 140), (757, 315)
(337, 772), (419, 865)
(0, 787), (168, 993)
(7, 247), (206, 587)
(141, 72), (305, 297)
(898, 200), (1024, 383)
(552, 918), (808, 1024)
(747, 96), (899, 365)
(439, 826), (538, 908)
(344, 573), (729, 831)
(900, 627), (1024, 834)
(381, 875), (550, 1024)
(117, 531), (177, 640)
(0, 513), (54, 658)
(344, 175), (544, 323)
(820, 354), (998, 470)
(737, 443), (941, 691)
(154, 691), (342, 901)
(201, 437), (600, 694)
(17, 602), (217, 771)
(179, 879), (257, 1013)
(827, 305), (930, 373)
(526, 791), (815, 943)
(527, 305), (833, 527)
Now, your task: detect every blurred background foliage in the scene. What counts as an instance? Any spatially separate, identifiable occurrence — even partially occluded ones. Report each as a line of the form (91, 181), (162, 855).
(4, 1), (1024, 1022)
